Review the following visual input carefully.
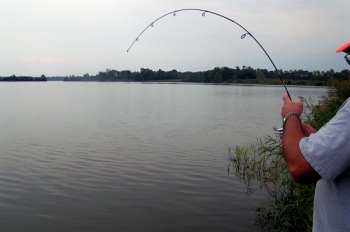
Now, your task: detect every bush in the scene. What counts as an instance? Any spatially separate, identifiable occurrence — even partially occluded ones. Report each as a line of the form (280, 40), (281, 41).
(301, 77), (350, 130)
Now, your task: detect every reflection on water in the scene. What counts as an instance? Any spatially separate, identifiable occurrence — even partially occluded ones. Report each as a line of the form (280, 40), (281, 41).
(0, 82), (327, 232)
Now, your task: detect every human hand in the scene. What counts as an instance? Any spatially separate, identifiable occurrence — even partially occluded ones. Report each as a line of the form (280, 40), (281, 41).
(281, 93), (303, 118)
(301, 123), (317, 137)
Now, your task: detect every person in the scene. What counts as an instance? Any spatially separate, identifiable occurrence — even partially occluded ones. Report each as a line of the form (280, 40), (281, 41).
(281, 41), (350, 231)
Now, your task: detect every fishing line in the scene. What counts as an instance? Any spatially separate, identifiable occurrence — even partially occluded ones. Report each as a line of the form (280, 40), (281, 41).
(127, 8), (291, 100)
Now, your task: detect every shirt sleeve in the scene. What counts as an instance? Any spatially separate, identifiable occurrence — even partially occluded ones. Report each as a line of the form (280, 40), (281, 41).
(299, 98), (350, 181)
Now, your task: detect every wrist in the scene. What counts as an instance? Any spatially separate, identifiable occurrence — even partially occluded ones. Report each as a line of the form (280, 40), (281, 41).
(283, 112), (301, 126)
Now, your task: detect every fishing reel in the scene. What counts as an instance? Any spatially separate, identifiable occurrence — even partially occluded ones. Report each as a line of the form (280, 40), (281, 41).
(274, 126), (284, 142)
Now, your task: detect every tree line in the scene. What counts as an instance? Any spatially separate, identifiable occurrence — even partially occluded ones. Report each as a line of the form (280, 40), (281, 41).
(0, 75), (47, 82)
(3, 67), (348, 84)
(63, 66), (350, 86)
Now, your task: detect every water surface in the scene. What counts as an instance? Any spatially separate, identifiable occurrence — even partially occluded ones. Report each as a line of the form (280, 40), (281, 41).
(0, 82), (327, 232)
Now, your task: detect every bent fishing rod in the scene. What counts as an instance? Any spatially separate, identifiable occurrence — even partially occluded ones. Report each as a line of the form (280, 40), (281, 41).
(127, 8), (292, 100)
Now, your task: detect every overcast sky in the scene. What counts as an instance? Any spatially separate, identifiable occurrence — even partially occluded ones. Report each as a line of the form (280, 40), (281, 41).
(1, 0), (349, 77)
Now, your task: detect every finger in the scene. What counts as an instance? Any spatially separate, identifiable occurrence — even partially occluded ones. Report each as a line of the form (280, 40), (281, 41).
(301, 123), (309, 129)
(283, 93), (291, 103)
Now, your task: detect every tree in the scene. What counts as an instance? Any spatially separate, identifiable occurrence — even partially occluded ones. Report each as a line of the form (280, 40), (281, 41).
(213, 72), (222, 83)
(140, 68), (154, 81)
(156, 69), (166, 80)
(40, 74), (47, 81)
(120, 70), (131, 80)
(256, 69), (265, 80)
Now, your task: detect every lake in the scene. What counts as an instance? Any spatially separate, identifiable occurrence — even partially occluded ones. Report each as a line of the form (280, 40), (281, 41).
(0, 82), (327, 232)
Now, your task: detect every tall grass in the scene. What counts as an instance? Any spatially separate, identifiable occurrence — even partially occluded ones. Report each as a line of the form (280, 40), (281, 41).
(301, 77), (350, 130)
(229, 77), (350, 231)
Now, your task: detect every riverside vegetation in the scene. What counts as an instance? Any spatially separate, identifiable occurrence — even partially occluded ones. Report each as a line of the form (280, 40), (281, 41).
(0, 74), (47, 81)
(62, 67), (350, 86)
(228, 77), (350, 232)
(4, 66), (348, 85)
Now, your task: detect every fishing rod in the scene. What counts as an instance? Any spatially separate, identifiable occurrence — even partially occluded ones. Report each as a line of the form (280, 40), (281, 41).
(127, 8), (292, 100)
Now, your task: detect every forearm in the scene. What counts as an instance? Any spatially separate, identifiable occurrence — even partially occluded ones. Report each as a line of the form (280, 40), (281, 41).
(282, 117), (320, 183)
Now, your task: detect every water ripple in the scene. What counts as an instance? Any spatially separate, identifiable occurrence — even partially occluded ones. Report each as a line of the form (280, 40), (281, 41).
(0, 83), (326, 232)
